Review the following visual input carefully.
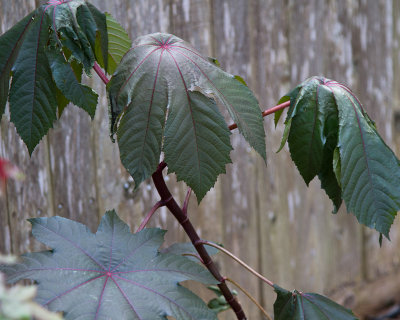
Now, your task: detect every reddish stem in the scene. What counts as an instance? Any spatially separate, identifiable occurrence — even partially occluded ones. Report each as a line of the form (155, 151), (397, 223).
(136, 200), (165, 232)
(152, 162), (247, 320)
(93, 62), (109, 85)
(228, 100), (291, 130)
(92, 64), (291, 319)
(182, 188), (192, 216)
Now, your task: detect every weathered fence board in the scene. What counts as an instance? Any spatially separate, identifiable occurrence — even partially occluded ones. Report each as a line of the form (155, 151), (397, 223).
(1, 1), (400, 318)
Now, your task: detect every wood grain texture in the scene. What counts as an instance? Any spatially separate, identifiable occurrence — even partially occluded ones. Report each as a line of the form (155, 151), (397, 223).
(1, 0), (399, 318)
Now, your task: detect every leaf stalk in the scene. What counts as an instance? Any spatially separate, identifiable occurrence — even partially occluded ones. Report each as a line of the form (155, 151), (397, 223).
(93, 62), (109, 85)
(136, 200), (165, 232)
(182, 187), (192, 216)
(152, 162), (247, 320)
(228, 100), (291, 130)
(225, 277), (272, 320)
(200, 240), (274, 288)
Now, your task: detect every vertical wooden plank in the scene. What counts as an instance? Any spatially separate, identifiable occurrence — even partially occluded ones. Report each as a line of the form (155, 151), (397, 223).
(47, 107), (100, 231)
(211, 1), (263, 318)
(165, 0), (233, 310)
(254, 1), (293, 314)
(256, 0), (363, 313)
(350, 0), (400, 284)
(88, 0), (170, 231)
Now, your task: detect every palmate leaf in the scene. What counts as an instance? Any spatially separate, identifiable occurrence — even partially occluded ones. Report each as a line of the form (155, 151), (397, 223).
(273, 285), (357, 320)
(278, 77), (400, 236)
(1, 211), (218, 320)
(108, 32), (265, 201)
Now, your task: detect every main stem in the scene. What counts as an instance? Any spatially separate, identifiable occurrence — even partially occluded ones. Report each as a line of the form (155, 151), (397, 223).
(152, 162), (247, 320)
(93, 63), (290, 320)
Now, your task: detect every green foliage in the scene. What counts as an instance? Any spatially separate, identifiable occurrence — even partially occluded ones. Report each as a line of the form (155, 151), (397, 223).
(0, 0), (108, 154)
(1, 4), (398, 319)
(0, 11), (35, 118)
(273, 285), (357, 320)
(278, 77), (400, 236)
(207, 286), (238, 314)
(9, 7), (57, 155)
(99, 13), (131, 74)
(1, 211), (218, 320)
(86, 3), (109, 73)
(108, 32), (265, 201)
(47, 49), (98, 119)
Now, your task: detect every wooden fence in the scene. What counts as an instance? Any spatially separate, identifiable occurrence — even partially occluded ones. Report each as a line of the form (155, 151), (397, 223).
(1, 0), (400, 318)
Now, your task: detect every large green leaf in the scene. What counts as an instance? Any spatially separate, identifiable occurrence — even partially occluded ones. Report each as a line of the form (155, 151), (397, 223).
(76, 4), (97, 50)
(164, 91), (233, 201)
(192, 60), (266, 161)
(278, 77), (400, 236)
(286, 78), (324, 185)
(116, 64), (168, 190)
(332, 83), (400, 237)
(1, 211), (218, 320)
(9, 8), (57, 155)
(47, 49), (98, 119)
(0, 10), (36, 117)
(317, 86), (342, 213)
(273, 285), (357, 320)
(108, 33), (265, 201)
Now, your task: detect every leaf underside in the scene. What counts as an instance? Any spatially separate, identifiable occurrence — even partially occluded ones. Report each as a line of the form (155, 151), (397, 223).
(278, 76), (400, 236)
(273, 285), (358, 320)
(1, 211), (217, 320)
(108, 32), (266, 201)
